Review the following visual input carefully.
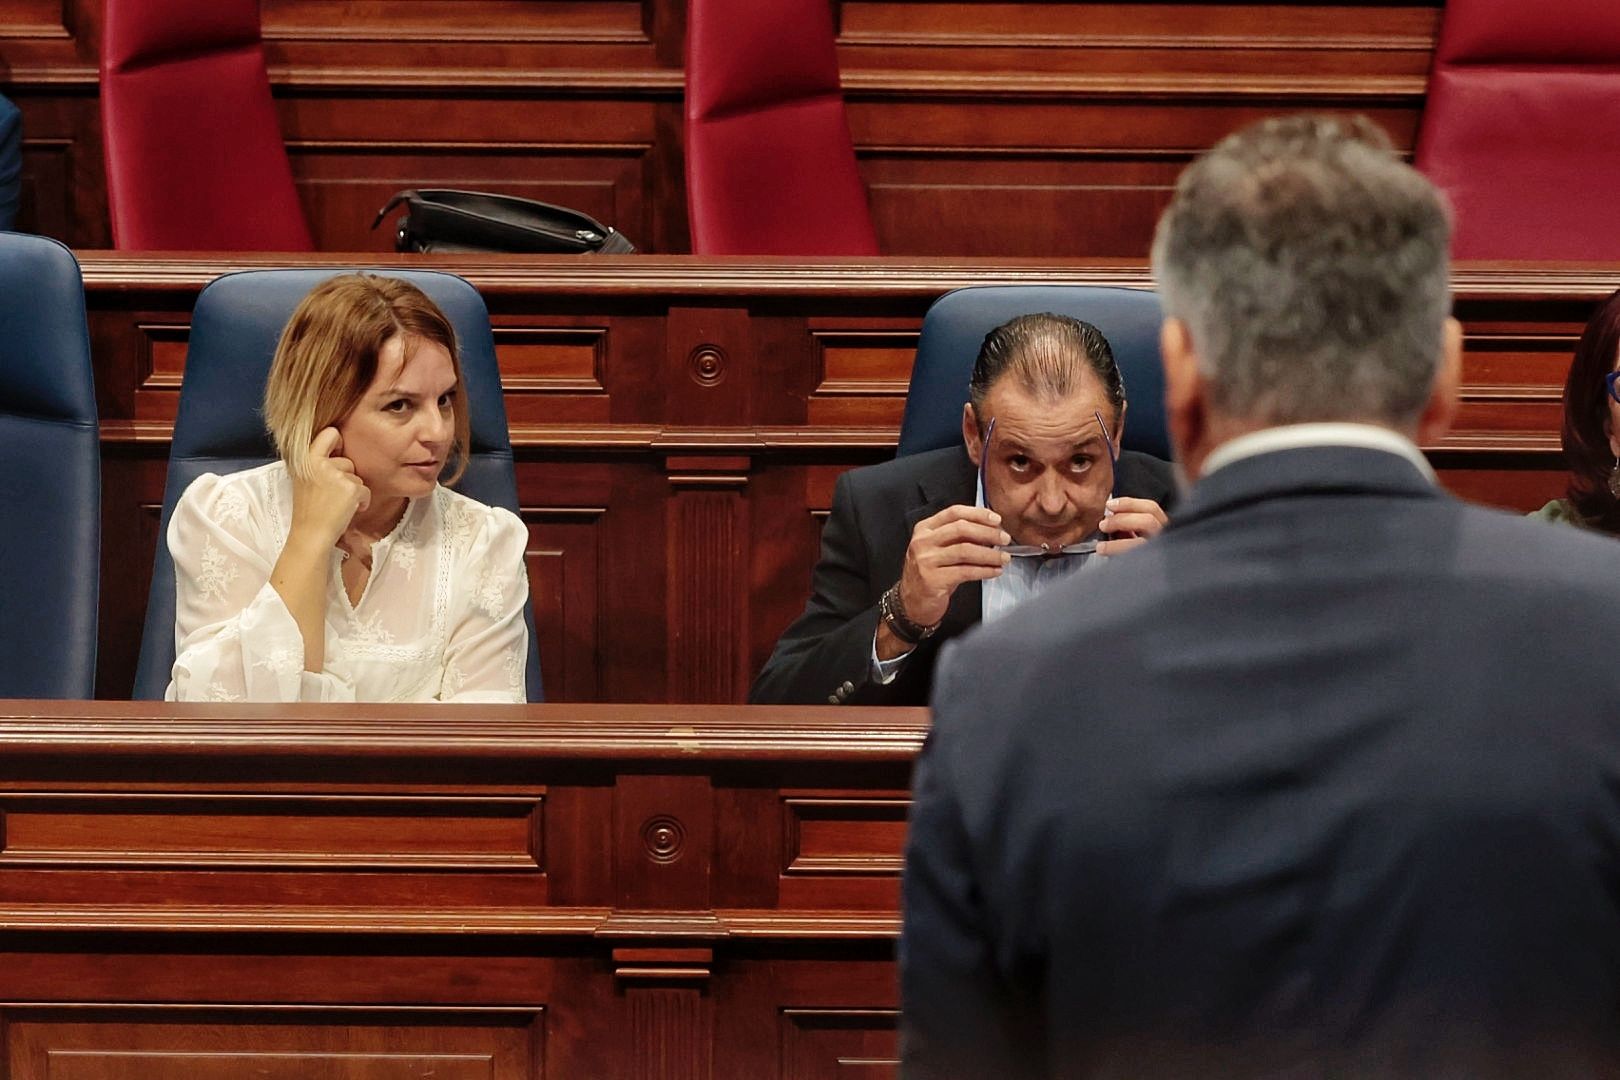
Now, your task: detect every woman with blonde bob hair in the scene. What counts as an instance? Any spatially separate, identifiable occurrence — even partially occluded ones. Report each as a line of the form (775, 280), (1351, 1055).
(166, 273), (530, 702)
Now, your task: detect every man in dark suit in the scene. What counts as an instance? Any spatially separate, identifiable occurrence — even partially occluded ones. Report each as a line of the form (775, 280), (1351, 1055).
(902, 113), (1620, 1078)
(751, 313), (1176, 706)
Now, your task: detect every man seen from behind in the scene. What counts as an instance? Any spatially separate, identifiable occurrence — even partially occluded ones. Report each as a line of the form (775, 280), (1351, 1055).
(901, 113), (1620, 1078)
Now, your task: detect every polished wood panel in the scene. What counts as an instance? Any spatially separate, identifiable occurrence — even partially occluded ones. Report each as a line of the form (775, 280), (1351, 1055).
(5, 1007), (546, 1080)
(0, 702), (924, 1080)
(78, 254), (1615, 702)
(3, 0), (1446, 255)
(0, 792), (543, 870)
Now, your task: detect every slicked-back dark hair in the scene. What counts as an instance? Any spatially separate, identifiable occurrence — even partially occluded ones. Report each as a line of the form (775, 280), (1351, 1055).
(968, 312), (1126, 420)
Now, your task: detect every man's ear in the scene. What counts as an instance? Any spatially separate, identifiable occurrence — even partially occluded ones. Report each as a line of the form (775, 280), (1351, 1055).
(1162, 317), (1208, 473)
(1415, 316), (1462, 447)
(961, 401), (983, 467)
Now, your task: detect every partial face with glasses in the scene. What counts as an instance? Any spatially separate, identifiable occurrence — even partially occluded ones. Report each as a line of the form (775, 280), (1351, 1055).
(962, 374), (1121, 553)
(879, 367), (1168, 657)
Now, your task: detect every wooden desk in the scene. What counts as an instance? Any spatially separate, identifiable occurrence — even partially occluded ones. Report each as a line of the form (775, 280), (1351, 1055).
(0, 701), (925, 1079)
(81, 255), (1620, 701)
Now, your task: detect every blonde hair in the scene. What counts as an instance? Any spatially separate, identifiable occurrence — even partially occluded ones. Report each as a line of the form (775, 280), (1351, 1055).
(263, 273), (470, 484)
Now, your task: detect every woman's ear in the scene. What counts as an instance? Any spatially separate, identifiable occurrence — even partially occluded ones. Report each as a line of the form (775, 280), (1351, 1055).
(1415, 317), (1462, 448)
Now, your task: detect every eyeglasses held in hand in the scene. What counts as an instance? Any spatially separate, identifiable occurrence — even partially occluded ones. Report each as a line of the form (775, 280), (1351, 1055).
(978, 410), (1120, 558)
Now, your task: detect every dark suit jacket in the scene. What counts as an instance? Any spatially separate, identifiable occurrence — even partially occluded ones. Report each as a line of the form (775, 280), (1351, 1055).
(903, 444), (1620, 1079)
(750, 444), (1178, 706)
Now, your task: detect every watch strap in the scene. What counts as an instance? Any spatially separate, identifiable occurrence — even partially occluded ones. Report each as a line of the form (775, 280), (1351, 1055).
(880, 582), (938, 645)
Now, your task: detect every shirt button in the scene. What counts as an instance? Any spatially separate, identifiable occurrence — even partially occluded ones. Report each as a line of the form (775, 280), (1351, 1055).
(841, 680), (854, 693)
(827, 694), (840, 704)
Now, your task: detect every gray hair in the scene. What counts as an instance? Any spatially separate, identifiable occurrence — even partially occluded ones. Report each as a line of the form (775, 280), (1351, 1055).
(1150, 114), (1452, 427)
(968, 312), (1126, 420)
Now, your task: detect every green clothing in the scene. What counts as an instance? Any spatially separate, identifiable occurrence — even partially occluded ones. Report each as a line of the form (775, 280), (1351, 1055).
(1530, 498), (1585, 527)
(1530, 498), (1620, 537)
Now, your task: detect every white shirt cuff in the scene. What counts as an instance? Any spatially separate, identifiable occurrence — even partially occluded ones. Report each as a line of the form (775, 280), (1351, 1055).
(870, 630), (913, 685)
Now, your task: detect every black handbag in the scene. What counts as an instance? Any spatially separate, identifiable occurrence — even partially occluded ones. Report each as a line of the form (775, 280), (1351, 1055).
(372, 189), (636, 255)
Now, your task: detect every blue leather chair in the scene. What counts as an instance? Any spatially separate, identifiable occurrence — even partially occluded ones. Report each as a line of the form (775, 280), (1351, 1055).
(896, 285), (1171, 461)
(133, 269), (544, 701)
(0, 233), (100, 697)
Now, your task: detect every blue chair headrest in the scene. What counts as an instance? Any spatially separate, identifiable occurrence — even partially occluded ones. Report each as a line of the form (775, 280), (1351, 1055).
(896, 285), (1170, 461)
(0, 233), (99, 423)
(173, 268), (511, 461)
(0, 232), (100, 698)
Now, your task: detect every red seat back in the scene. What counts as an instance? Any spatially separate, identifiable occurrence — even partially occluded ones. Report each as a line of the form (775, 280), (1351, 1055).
(101, 0), (313, 251)
(685, 0), (878, 255)
(1415, 0), (1620, 259)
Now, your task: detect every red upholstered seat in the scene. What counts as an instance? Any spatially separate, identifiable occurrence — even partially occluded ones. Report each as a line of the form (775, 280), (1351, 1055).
(101, 0), (313, 251)
(685, 0), (878, 255)
(1415, 0), (1620, 259)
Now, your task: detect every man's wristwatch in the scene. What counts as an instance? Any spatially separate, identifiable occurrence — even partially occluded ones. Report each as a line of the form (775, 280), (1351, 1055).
(880, 582), (939, 646)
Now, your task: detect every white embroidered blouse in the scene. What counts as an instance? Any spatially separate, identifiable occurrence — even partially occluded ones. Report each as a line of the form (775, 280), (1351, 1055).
(165, 462), (529, 703)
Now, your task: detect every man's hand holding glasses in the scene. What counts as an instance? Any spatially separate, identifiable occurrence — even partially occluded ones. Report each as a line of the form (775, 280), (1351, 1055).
(878, 504), (1012, 661)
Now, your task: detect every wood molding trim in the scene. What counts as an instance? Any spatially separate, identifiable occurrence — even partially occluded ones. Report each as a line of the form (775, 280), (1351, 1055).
(73, 254), (1620, 299)
(0, 703), (931, 760)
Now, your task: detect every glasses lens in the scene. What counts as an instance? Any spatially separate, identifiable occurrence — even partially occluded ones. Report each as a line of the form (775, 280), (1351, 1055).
(1001, 540), (1100, 558)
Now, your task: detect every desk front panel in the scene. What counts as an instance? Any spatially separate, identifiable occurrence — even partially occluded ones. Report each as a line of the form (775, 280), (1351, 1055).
(0, 703), (926, 1079)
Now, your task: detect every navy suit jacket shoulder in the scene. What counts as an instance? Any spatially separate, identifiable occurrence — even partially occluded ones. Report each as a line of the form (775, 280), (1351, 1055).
(902, 444), (1620, 1078)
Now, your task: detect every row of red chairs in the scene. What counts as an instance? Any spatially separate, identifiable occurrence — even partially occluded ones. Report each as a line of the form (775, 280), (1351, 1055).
(99, 0), (869, 256)
(100, 0), (1615, 259)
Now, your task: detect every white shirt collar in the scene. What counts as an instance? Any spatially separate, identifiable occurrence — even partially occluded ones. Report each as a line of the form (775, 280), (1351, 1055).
(1200, 422), (1436, 484)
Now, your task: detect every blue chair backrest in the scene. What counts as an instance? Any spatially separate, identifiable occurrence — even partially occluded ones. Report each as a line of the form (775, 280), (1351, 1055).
(0, 233), (100, 697)
(896, 285), (1171, 461)
(133, 268), (544, 701)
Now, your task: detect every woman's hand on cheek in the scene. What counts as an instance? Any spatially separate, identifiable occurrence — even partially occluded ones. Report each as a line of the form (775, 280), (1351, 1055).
(289, 426), (371, 549)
